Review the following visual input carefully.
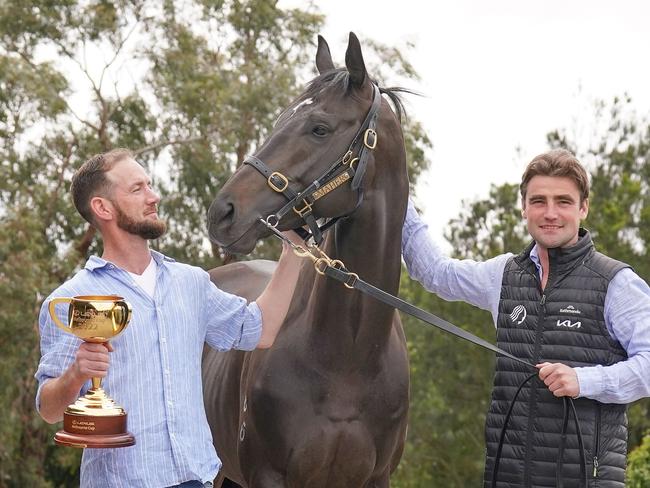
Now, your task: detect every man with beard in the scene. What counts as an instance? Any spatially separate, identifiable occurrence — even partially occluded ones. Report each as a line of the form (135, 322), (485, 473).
(35, 148), (302, 488)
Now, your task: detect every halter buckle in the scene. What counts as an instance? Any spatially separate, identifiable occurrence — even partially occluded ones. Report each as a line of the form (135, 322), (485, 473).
(268, 172), (289, 193)
(293, 198), (313, 218)
(364, 129), (377, 149)
(342, 150), (354, 165)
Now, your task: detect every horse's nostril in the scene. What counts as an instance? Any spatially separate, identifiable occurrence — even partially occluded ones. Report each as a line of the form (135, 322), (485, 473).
(208, 198), (236, 230)
(222, 202), (234, 223)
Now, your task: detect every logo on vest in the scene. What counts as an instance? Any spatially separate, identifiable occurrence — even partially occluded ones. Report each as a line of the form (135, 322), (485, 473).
(559, 304), (582, 315)
(557, 319), (581, 329)
(510, 305), (527, 325)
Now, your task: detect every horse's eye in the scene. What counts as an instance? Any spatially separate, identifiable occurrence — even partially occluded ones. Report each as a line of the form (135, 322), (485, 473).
(312, 124), (329, 137)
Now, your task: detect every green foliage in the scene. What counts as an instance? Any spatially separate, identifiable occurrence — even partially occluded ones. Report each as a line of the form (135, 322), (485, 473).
(0, 209), (81, 488)
(0, 1), (430, 486)
(446, 182), (529, 260)
(403, 119), (432, 194)
(628, 433), (650, 487)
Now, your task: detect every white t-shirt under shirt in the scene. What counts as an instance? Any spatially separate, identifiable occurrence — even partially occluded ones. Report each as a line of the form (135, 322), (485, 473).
(128, 257), (157, 299)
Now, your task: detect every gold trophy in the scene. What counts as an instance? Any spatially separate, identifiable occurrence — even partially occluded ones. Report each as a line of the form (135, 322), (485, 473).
(48, 295), (135, 448)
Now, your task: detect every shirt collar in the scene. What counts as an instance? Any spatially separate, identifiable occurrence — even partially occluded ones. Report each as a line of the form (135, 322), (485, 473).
(84, 250), (175, 272)
(529, 243), (543, 278)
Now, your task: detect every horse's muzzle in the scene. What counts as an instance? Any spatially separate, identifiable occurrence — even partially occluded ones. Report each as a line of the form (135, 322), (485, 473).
(207, 196), (262, 253)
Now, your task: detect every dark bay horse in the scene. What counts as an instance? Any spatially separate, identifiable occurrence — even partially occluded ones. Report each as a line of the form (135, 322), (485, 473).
(203, 33), (410, 488)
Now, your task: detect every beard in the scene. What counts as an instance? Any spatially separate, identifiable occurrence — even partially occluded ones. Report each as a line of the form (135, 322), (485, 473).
(114, 203), (167, 240)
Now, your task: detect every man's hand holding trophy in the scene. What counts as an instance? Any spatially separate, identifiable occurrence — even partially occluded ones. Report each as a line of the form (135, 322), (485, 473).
(48, 295), (135, 448)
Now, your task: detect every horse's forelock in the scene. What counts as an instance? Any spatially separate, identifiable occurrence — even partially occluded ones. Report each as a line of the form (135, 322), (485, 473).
(303, 69), (351, 100)
(280, 68), (413, 127)
(305, 69), (411, 123)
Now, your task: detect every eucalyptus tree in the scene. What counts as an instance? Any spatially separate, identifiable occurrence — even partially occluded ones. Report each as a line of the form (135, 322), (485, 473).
(0, 1), (431, 484)
(0, 1), (322, 484)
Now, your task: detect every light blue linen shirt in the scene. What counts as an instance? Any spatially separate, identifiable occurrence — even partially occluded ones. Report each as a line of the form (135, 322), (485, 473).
(35, 250), (262, 488)
(402, 199), (650, 404)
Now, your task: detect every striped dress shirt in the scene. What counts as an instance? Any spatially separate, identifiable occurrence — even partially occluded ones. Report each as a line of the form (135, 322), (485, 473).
(35, 251), (262, 487)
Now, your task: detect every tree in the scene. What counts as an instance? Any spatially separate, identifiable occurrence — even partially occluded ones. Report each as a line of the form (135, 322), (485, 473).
(628, 433), (650, 487)
(0, 1), (323, 484)
(0, 2), (431, 485)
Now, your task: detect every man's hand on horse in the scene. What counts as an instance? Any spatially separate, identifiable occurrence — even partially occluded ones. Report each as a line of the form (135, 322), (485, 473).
(536, 362), (580, 398)
(279, 229), (308, 261)
(280, 229), (304, 247)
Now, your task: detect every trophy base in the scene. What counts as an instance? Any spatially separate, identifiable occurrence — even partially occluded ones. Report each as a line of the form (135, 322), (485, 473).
(54, 430), (135, 449)
(55, 390), (135, 449)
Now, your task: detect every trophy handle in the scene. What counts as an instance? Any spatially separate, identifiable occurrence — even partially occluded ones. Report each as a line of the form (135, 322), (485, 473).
(48, 297), (73, 332)
(114, 300), (132, 328)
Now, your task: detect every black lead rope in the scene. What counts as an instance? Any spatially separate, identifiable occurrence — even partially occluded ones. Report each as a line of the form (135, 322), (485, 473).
(491, 373), (538, 488)
(323, 265), (535, 369)
(322, 265), (588, 488)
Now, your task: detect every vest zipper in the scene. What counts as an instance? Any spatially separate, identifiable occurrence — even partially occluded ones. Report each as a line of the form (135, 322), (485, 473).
(593, 403), (601, 478)
(523, 291), (547, 486)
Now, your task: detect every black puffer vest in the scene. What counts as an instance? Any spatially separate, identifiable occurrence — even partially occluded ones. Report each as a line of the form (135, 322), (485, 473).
(484, 230), (629, 488)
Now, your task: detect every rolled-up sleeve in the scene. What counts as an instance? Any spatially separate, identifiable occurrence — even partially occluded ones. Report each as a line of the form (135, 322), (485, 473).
(203, 275), (262, 351)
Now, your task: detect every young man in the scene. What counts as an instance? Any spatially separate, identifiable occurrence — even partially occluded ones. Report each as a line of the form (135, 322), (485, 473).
(402, 149), (650, 487)
(35, 148), (302, 488)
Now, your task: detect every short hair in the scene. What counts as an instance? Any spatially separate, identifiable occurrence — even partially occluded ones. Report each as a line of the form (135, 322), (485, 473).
(70, 148), (133, 225)
(520, 149), (589, 204)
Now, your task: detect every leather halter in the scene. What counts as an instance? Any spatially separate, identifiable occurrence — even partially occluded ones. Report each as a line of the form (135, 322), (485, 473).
(243, 84), (383, 244)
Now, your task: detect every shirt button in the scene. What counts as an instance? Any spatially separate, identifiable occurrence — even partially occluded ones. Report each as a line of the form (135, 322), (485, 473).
(165, 369), (170, 375)
(161, 337), (166, 343)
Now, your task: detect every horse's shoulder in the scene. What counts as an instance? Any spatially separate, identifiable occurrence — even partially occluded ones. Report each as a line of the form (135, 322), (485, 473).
(208, 259), (277, 302)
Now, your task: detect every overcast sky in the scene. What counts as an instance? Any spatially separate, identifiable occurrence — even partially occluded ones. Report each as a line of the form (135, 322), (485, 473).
(290, 0), (650, 247)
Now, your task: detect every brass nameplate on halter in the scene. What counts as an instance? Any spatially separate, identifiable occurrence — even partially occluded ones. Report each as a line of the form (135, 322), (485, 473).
(311, 173), (351, 201)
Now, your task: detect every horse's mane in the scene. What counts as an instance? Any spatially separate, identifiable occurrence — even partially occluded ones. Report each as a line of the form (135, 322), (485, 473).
(300, 68), (415, 123)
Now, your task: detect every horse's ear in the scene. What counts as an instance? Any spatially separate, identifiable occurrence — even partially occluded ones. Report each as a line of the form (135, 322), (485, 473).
(345, 32), (367, 87)
(315, 35), (335, 74)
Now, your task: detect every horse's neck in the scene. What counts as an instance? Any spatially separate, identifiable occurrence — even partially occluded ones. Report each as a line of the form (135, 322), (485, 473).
(327, 196), (404, 294)
(300, 181), (407, 360)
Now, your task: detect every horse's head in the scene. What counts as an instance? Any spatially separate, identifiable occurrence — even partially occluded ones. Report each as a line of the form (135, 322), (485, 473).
(208, 32), (406, 254)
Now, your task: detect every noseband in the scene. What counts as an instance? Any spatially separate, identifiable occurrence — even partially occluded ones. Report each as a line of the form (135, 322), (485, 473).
(243, 84), (383, 244)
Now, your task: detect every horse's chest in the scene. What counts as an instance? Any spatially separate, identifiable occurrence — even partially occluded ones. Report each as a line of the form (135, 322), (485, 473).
(252, 358), (407, 427)
(243, 360), (408, 483)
